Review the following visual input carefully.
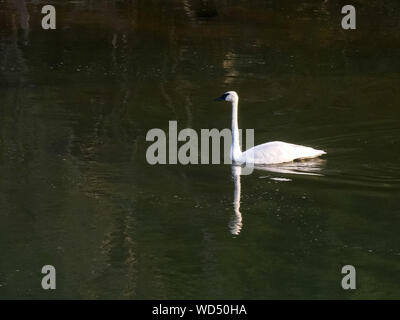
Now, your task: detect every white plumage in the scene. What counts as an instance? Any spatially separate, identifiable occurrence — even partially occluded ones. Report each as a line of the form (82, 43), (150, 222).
(240, 140), (326, 165)
(215, 91), (326, 165)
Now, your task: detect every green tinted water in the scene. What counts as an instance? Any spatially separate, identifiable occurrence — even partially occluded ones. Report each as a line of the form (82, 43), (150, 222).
(1, 0), (399, 299)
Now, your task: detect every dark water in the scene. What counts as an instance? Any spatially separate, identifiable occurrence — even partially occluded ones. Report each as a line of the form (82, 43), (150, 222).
(1, 0), (400, 299)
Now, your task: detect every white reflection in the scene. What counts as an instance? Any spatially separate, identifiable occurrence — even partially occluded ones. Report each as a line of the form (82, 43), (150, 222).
(230, 166), (243, 236)
(229, 159), (326, 236)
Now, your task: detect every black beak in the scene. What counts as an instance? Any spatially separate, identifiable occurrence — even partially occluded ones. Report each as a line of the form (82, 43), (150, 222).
(214, 93), (228, 101)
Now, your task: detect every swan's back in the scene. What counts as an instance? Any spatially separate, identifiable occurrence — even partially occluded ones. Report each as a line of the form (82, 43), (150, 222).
(241, 141), (326, 165)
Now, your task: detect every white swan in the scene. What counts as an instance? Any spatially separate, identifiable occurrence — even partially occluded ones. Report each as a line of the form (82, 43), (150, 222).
(215, 91), (326, 165)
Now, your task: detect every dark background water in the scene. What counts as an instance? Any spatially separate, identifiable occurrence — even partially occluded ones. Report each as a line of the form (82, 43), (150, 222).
(1, 0), (399, 299)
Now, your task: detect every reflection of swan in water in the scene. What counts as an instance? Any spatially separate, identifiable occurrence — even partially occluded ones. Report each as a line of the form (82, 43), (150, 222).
(230, 166), (243, 236)
(254, 158), (326, 176)
(229, 159), (326, 236)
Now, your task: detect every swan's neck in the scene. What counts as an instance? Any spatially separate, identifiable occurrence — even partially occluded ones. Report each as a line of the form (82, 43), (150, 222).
(231, 98), (242, 162)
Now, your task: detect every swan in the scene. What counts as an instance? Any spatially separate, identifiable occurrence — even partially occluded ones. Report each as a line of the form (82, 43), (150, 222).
(215, 91), (326, 165)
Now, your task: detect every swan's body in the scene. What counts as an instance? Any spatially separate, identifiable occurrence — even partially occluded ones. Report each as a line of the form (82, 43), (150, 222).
(239, 141), (326, 165)
(215, 91), (326, 165)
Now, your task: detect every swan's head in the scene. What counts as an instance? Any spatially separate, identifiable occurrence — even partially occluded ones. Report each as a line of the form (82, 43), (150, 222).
(214, 91), (238, 103)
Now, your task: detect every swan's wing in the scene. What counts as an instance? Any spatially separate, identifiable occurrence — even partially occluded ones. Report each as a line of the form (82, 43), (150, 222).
(242, 141), (326, 165)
